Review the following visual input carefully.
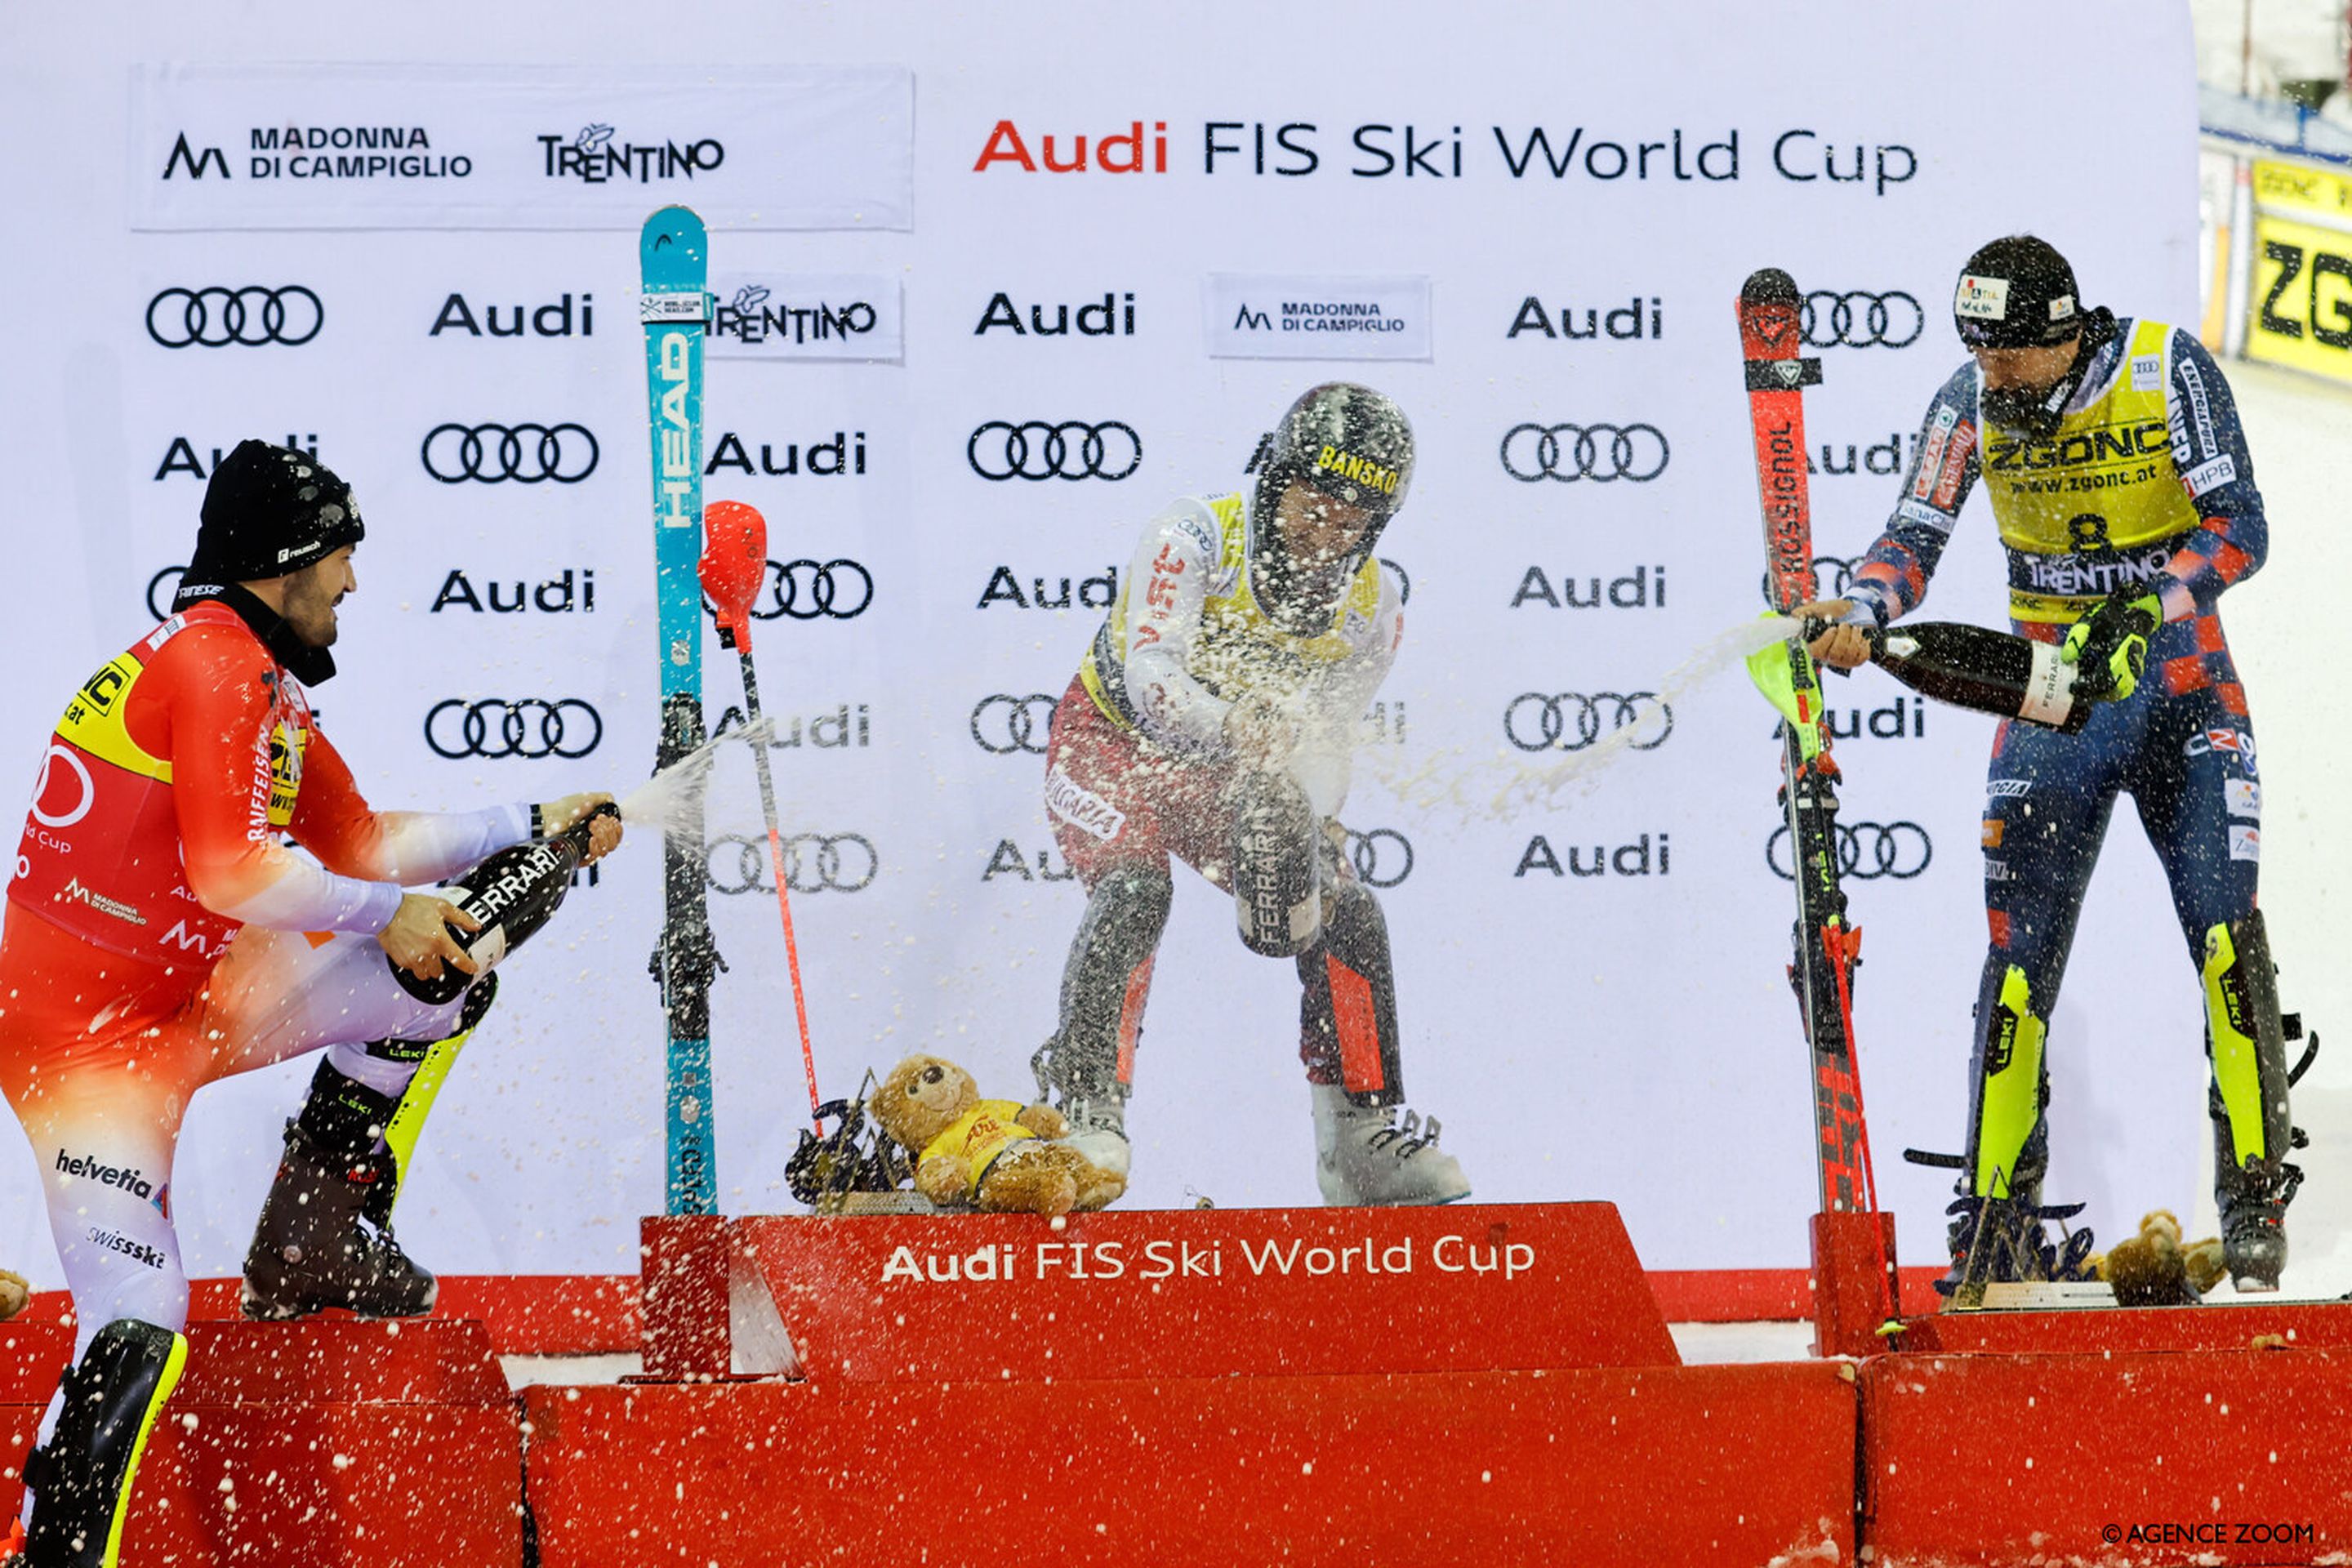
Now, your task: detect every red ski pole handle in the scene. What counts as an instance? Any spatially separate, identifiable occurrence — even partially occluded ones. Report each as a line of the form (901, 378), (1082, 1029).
(698, 499), (769, 652)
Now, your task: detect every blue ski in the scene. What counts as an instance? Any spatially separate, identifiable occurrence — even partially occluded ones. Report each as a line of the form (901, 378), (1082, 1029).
(641, 205), (718, 1216)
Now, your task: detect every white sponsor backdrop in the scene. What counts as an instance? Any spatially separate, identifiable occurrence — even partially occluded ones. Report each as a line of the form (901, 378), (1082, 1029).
(0, 1), (2235, 1287)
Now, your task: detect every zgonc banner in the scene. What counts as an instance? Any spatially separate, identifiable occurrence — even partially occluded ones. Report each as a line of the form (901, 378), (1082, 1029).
(0, 1), (2201, 1290)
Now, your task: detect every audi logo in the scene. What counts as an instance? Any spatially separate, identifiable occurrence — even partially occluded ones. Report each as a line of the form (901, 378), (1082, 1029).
(1499, 422), (1669, 483)
(967, 421), (1141, 482)
(1766, 821), (1932, 881)
(706, 832), (877, 894)
(1759, 555), (1864, 609)
(1343, 827), (1413, 889)
(971, 693), (1058, 755)
(421, 422), (599, 484)
(1503, 693), (1673, 752)
(424, 698), (603, 760)
(704, 558), (873, 621)
(146, 285), (323, 349)
(1801, 290), (1922, 350)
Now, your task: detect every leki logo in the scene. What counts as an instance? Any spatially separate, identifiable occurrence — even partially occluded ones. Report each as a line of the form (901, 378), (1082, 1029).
(973, 119), (1168, 173)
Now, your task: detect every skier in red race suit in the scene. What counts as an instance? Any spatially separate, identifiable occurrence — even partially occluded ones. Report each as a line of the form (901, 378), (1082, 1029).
(1029, 383), (1470, 1206)
(0, 442), (620, 1566)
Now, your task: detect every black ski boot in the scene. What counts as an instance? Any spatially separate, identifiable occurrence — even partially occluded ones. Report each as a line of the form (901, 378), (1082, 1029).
(241, 1118), (436, 1321)
(2213, 1111), (2305, 1293)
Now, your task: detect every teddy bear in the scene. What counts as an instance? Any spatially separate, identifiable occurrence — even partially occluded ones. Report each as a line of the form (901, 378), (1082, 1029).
(2091, 1209), (2227, 1307)
(870, 1054), (1125, 1216)
(0, 1269), (27, 1321)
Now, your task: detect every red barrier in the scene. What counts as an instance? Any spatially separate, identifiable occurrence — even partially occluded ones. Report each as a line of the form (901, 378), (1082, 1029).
(1862, 1343), (2352, 1564)
(524, 1361), (1860, 1568)
(1, 1320), (522, 1568)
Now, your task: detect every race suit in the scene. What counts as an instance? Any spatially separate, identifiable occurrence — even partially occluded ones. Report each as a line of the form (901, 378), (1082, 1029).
(1045, 490), (1402, 1089)
(1841, 316), (2268, 1186)
(1, 594), (528, 1352)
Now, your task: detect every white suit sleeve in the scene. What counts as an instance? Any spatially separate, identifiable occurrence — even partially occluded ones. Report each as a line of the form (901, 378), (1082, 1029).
(1120, 502), (1235, 753)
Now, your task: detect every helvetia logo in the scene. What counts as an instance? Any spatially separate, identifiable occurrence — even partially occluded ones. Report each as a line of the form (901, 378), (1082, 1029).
(973, 120), (1168, 173)
(540, 124), (724, 183)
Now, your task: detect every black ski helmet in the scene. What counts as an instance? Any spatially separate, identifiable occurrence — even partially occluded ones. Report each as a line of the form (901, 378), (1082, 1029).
(1953, 235), (2082, 350)
(1245, 383), (1413, 626)
(181, 439), (364, 601)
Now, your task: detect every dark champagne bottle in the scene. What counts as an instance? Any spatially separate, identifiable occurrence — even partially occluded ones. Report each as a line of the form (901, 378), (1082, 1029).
(1855, 621), (2088, 734)
(389, 802), (618, 1004)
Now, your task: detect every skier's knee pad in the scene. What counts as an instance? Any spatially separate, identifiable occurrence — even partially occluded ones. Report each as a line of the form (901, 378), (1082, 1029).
(2202, 911), (2291, 1171)
(1969, 964), (2047, 1200)
(1232, 769), (1321, 957)
(24, 1317), (188, 1568)
(1300, 881), (1402, 1104)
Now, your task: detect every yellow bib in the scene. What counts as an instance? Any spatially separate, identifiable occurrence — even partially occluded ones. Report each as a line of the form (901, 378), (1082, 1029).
(1081, 494), (1383, 728)
(1978, 318), (2202, 621)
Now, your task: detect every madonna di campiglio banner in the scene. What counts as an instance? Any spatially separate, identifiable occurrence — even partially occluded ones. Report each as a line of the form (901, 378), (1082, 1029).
(0, 0), (2212, 1288)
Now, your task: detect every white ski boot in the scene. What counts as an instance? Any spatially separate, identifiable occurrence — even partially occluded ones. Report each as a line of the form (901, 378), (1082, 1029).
(1310, 1084), (1471, 1206)
(1056, 1092), (1132, 1181)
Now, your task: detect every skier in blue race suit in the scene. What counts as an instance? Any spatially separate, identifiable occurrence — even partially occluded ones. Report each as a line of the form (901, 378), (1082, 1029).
(1797, 235), (2303, 1295)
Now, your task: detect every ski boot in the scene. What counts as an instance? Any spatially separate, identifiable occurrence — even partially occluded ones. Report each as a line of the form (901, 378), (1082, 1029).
(21, 1319), (186, 1567)
(1031, 1033), (1133, 1180)
(2213, 1113), (2305, 1293)
(241, 1119), (436, 1321)
(1309, 1084), (1471, 1206)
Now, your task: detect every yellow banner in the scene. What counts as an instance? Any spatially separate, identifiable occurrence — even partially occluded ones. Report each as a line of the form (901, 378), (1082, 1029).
(2246, 212), (2352, 384)
(2251, 158), (2352, 229)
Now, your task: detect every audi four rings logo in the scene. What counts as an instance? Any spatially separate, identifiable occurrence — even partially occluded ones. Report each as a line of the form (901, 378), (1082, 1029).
(1504, 693), (1674, 752)
(1801, 290), (1922, 349)
(146, 286), (323, 348)
(1499, 423), (1669, 483)
(422, 423), (599, 484)
(967, 421), (1142, 482)
(1766, 821), (1932, 880)
(706, 833), (878, 893)
(1760, 555), (1864, 609)
(424, 699), (603, 760)
(971, 693), (1058, 755)
(705, 559), (874, 621)
(1344, 828), (1413, 889)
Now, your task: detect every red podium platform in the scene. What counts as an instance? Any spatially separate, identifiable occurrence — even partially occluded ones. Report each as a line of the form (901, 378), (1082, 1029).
(521, 1203), (1860, 1567)
(0, 1317), (523, 1568)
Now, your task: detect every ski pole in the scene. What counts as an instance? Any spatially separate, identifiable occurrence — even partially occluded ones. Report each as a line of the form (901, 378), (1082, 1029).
(698, 499), (825, 1131)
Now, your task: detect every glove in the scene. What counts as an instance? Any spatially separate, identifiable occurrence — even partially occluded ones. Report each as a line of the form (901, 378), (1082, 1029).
(2060, 590), (2162, 702)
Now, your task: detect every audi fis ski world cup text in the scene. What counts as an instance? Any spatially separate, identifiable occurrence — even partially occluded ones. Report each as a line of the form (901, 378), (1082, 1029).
(878, 1232), (1533, 1284)
(975, 118), (1917, 194)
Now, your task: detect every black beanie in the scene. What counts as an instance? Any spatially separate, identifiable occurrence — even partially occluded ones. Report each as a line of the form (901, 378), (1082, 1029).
(1953, 236), (2082, 350)
(183, 441), (364, 590)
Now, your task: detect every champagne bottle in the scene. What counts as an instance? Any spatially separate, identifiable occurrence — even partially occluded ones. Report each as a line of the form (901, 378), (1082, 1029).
(389, 802), (619, 1004)
(1845, 621), (2090, 734)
